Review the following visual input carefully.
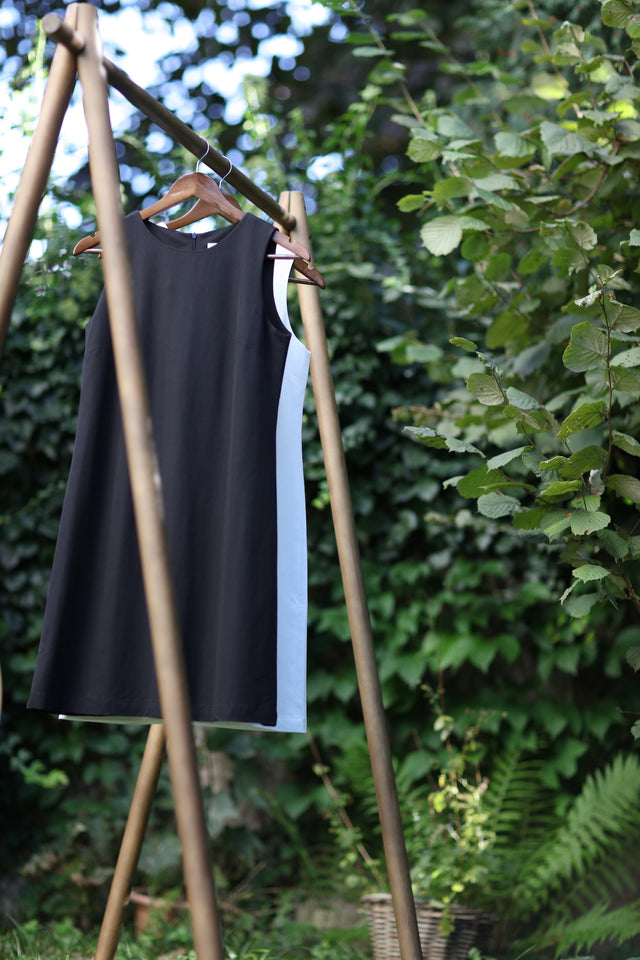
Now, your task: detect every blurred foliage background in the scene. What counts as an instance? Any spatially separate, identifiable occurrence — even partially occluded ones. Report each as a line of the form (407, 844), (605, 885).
(1, 1), (640, 957)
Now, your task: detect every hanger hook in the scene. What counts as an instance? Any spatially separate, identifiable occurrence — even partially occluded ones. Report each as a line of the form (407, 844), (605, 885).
(196, 139), (233, 188)
(218, 154), (233, 187)
(196, 139), (210, 173)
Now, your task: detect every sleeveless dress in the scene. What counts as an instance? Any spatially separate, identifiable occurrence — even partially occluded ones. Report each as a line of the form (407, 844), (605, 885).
(27, 212), (310, 732)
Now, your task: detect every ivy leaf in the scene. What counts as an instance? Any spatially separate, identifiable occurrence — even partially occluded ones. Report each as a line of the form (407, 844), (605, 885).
(569, 509), (611, 535)
(477, 491), (521, 518)
(420, 216), (463, 255)
(557, 401), (606, 440)
(466, 372), (504, 405)
(562, 321), (608, 372)
(572, 564), (610, 582)
(606, 474), (640, 502)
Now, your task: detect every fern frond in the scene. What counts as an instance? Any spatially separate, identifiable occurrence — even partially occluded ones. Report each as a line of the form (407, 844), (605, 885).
(539, 900), (640, 957)
(513, 754), (640, 918)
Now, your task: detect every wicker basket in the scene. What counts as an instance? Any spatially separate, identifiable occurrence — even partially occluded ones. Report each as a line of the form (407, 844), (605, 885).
(361, 893), (494, 960)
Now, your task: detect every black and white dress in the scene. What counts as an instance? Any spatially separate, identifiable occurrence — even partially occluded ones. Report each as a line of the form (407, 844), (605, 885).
(27, 212), (309, 732)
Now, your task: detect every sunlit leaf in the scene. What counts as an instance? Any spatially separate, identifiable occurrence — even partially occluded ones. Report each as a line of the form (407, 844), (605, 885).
(573, 564), (610, 582)
(420, 216), (463, 255)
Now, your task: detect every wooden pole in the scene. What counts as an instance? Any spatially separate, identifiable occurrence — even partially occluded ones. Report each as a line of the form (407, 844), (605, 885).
(95, 725), (166, 960)
(282, 191), (422, 960)
(0, 4), (79, 357)
(73, 8), (224, 959)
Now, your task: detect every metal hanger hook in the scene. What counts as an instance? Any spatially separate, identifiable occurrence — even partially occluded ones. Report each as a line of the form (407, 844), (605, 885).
(196, 139), (210, 173)
(195, 139), (233, 188)
(218, 154), (233, 187)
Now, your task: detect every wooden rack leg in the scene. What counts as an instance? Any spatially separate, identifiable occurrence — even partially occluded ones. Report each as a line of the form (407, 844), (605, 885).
(282, 192), (422, 960)
(0, 4), (79, 357)
(95, 724), (166, 960)
(73, 8), (224, 960)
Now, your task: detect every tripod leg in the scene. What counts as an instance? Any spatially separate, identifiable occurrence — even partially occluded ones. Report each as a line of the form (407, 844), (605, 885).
(95, 724), (166, 960)
(73, 8), (224, 960)
(282, 191), (422, 960)
(0, 4), (79, 358)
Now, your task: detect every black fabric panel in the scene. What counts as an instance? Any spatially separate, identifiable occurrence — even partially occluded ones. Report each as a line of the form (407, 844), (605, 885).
(27, 213), (291, 725)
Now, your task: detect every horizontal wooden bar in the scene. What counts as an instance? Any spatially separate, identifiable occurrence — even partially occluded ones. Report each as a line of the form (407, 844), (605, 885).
(42, 13), (296, 232)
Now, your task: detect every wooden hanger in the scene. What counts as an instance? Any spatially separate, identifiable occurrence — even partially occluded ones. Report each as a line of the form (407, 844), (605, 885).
(73, 172), (325, 288)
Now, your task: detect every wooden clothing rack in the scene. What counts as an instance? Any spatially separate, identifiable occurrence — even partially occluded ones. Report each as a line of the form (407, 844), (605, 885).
(0, 6), (421, 960)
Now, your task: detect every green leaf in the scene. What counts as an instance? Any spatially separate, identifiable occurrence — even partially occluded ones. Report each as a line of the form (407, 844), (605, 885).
(444, 437), (484, 455)
(541, 480), (582, 499)
(457, 465), (509, 498)
(540, 509), (572, 539)
(606, 474), (640, 502)
(477, 491), (520, 518)
(573, 564), (610, 582)
(420, 216), (463, 255)
(467, 372), (504, 405)
(404, 426), (447, 449)
(408, 137), (442, 163)
(512, 506), (546, 530)
(540, 120), (594, 157)
(397, 194), (426, 212)
(610, 302), (640, 332)
(613, 430), (640, 457)
(352, 46), (389, 57)
(432, 176), (471, 201)
(557, 401), (606, 440)
(562, 322), (608, 372)
(626, 646), (640, 671)
(563, 593), (600, 618)
(519, 245), (548, 275)
(494, 131), (535, 159)
(569, 509), (611, 535)
(487, 446), (530, 470)
(450, 337), (478, 352)
(611, 346), (640, 368)
(598, 529), (629, 559)
(602, 0), (639, 29)
(505, 387), (541, 410)
(484, 253), (512, 282)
